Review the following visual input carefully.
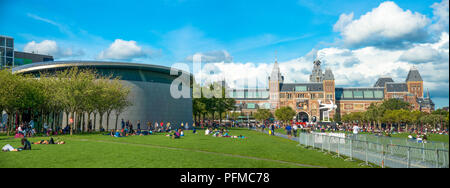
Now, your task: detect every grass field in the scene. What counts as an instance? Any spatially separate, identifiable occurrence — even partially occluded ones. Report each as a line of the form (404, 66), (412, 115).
(0, 128), (370, 168)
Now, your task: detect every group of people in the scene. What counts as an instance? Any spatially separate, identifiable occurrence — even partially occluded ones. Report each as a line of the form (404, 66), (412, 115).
(203, 127), (246, 139)
(408, 133), (429, 143)
(14, 120), (36, 138)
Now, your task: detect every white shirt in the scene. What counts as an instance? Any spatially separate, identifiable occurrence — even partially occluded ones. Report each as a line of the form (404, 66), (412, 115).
(2, 144), (15, 152)
(353, 126), (359, 134)
(293, 125), (298, 130)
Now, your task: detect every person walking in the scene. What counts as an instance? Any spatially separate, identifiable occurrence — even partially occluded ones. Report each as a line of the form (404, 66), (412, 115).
(270, 124), (275, 136)
(285, 124), (292, 139)
(293, 123), (298, 137)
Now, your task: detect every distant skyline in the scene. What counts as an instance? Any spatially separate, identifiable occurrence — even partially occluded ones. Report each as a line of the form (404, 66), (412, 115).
(0, 0), (448, 108)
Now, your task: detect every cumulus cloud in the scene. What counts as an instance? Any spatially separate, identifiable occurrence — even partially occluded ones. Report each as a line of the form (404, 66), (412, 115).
(430, 0), (449, 33)
(186, 50), (233, 63)
(194, 32), (448, 103)
(334, 1), (430, 48)
(98, 39), (152, 60)
(23, 40), (83, 58)
(333, 13), (354, 32)
(399, 46), (445, 64)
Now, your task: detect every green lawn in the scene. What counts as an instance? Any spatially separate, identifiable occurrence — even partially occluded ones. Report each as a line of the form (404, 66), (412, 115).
(0, 128), (369, 168)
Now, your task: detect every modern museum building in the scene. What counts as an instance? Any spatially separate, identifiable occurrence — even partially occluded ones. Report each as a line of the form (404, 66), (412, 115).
(12, 61), (193, 130)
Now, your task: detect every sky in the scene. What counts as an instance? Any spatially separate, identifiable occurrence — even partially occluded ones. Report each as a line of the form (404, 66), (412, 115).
(0, 0), (449, 108)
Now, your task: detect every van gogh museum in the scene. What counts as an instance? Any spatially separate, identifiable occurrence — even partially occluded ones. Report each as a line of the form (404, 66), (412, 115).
(12, 61), (193, 129)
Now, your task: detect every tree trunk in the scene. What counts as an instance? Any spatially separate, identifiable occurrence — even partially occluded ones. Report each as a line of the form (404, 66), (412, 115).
(106, 112), (111, 131)
(115, 113), (119, 131)
(93, 113), (97, 131)
(99, 113), (103, 132)
(70, 112), (74, 135)
(87, 112), (91, 132)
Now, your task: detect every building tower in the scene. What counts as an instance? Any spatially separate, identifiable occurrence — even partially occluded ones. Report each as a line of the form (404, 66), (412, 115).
(268, 58), (283, 110)
(309, 60), (324, 83)
(406, 67), (424, 98)
(323, 68), (336, 119)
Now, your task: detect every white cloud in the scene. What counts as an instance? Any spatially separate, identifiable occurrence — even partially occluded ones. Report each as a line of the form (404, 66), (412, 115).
(98, 39), (151, 60)
(23, 40), (82, 58)
(193, 32), (448, 105)
(333, 13), (354, 32)
(399, 46), (445, 64)
(335, 1), (430, 48)
(430, 0), (449, 33)
(186, 50), (233, 63)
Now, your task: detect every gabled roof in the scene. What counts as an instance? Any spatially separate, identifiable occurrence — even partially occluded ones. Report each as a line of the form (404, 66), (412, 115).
(406, 68), (423, 82)
(417, 98), (435, 107)
(386, 82), (408, 92)
(374, 77), (394, 87)
(323, 68), (334, 80)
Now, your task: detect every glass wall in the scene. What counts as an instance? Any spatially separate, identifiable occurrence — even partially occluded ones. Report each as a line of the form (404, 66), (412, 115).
(0, 37), (5, 46)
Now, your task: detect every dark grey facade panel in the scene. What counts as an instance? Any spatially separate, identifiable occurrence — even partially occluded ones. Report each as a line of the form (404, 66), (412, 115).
(373, 77), (394, 87)
(280, 83), (323, 92)
(14, 51), (54, 63)
(386, 83), (408, 92)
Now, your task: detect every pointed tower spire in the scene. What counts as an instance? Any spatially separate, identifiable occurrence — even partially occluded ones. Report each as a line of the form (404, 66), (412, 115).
(275, 50), (278, 63)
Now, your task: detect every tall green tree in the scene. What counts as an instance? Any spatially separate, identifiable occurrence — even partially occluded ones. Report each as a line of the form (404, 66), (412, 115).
(254, 109), (273, 123)
(275, 106), (296, 125)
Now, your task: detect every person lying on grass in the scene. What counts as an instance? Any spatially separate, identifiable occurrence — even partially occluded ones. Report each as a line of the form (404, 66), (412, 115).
(33, 138), (65, 145)
(2, 138), (33, 152)
(166, 129), (181, 139)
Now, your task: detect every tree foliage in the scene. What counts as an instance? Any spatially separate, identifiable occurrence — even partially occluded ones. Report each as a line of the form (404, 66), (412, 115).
(275, 106), (296, 125)
(0, 68), (131, 135)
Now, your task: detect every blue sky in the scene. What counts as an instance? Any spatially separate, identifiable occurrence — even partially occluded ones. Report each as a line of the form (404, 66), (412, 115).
(0, 0), (449, 108)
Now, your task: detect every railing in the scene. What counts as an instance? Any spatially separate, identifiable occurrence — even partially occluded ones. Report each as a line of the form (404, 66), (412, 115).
(298, 132), (449, 168)
(251, 128), (448, 168)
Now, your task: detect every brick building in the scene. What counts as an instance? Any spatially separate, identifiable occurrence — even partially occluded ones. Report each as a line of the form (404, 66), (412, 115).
(228, 59), (434, 122)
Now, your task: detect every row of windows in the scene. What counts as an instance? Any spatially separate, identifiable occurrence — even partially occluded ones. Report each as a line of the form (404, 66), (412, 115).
(0, 47), (14, 57)
(0, 57), (13, 67)
(240, 103), (271, 109)
(280, 93), (326, 99)
(228, 91), (269, 98)
(0, 37), (14, 48)
(339, 90), (383, 99)
(342, 103), (369, 110)
(295, 86), (307, 91)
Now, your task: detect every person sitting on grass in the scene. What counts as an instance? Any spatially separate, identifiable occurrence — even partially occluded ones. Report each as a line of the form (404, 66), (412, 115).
(192, 123), (197, 134)
(172, 129), (181, 139)
(110, 130), (115, 137)
(19, 138), (31, 151)
(115, 130), (122, 137)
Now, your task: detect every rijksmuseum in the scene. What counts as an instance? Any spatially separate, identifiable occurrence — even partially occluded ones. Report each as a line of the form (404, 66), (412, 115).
(228, 59), (435, 122)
